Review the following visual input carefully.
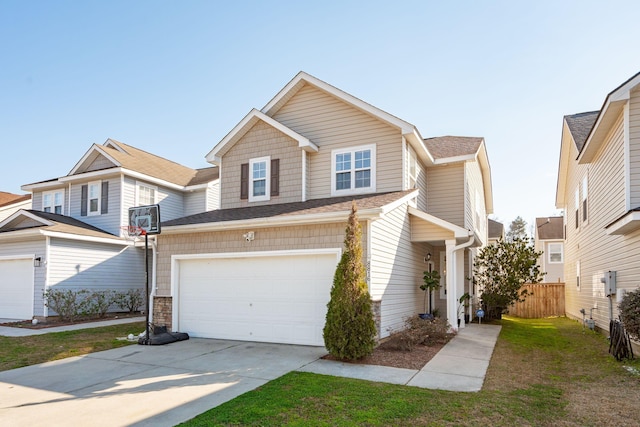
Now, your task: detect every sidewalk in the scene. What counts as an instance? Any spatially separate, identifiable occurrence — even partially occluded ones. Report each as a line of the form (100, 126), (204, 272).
(0, 316), (145, 337)
(298, 323), (501, 392)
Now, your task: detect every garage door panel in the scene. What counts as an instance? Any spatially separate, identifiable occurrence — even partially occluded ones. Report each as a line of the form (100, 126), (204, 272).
(177, 252), (337, 346)
(0, 258), (34, 319)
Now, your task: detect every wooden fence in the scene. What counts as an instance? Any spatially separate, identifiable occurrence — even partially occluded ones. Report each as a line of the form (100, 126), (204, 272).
(509, 283), (565, 318)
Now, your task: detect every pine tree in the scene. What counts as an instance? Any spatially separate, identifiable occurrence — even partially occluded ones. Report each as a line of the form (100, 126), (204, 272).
(506, 216), (528, 242)
(323, 202), (377, 360)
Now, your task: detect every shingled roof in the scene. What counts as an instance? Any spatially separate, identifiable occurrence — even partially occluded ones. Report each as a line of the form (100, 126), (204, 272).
(0, 210), (119, 240)
(536, 216), (564, 240)
(423, 136), (483, 160)
(488, 218), (504, 240)
(565, 111), (599, 152)
(0, 192), (30, 207)
(163, 190), (416, 227)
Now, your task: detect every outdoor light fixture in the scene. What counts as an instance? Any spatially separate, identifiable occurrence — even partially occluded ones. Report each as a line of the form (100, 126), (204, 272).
(34, 257), (42, 267)
(424, 253), (431, 263)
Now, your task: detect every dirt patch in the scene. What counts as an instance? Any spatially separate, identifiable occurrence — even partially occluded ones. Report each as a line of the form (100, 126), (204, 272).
(0, 312), (142, 329)
(323, 341), (447, 370)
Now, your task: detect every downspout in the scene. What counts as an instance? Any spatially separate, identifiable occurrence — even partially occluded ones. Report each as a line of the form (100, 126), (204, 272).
(450, 234), (475, 330)
(43, 235), (51, 317)
(148, 236), (158, 328)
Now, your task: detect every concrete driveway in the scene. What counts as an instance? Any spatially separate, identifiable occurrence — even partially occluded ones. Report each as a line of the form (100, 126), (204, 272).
(0, 338), (326, 426)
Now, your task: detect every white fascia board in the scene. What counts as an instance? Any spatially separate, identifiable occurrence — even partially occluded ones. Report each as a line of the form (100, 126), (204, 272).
(58, 168), (122, 183)
(578, 100), (626, 164)
(59, 168), (188, 192)
(408, 206), (472, 239)
(162, 208), (384, 235)
(21, 179), (65, 192)
(379, 190), (419, 215)
(68, 144), (121, 176)
(433, 154), (477, 165)
(0, 209), (54, 229)
(262, 72), (416, 134)
(0, 228), (42, 241)
(405, 129), (435, 165)
(42, 230), (132, 246)
(184, 180), (218, 192)
(606, 211), (640, 235)
(555, 122), (573, 207)
(476, 141), (494, 214)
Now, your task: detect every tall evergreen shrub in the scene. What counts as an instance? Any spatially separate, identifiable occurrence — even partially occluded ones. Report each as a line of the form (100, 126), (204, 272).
(323, 203), (377, 360)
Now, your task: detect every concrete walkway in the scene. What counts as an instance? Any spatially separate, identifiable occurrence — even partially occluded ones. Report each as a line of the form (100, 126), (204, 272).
(0, 317), (145, 337)
(299, 323), (501, 392)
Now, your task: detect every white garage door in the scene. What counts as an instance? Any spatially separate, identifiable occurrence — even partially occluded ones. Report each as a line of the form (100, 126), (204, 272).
(175, 250), (339, 346)
(0, 257), (34, 319)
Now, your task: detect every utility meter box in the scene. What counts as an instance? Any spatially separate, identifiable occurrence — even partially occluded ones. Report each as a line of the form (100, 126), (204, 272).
(602, 271), (617, 296)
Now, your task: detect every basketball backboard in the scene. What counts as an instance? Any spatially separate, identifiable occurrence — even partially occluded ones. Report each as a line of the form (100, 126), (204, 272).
(128, 204), (161, 235)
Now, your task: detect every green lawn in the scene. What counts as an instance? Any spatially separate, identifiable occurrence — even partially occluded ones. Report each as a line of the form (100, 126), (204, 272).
(0, 322), (145, 371)
(180, 317), (640, 426)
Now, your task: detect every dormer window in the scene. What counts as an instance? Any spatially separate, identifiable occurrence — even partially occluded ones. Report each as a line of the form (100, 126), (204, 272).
(43, 190), (64, 214)
(331, 144), (376, 196)
(81, 181), (108, 216)
(240, 157), (279, 202)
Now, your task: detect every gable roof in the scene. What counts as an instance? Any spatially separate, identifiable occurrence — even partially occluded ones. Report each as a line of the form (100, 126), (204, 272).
(564, 111), (599, 152)
(0, 210), (125, 244)
(423, 136), (484, 161)
(0, 192), (31, 208)
(535, 216), (564, 240)
(488, 218), (504, 240)
(162, 190), (418, 233)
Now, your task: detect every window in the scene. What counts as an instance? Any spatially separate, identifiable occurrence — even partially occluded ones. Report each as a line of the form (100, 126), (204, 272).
(574, 188), (579, 229)
(331, 144), (376, 196)
(81, 181), (108, 216)
(249, 156), (270, 202)
(548, 243), (563, 263)
(42, 190), (64, 214)
(88, 181), (101, 215)
(408, 146), (418, 189)
(137, 182), (157, 205)
(582, 175), (588, 223)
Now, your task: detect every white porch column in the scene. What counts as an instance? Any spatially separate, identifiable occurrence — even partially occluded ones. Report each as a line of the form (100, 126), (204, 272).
(445, 239), (457, 331)
(455, 247), (465, 329)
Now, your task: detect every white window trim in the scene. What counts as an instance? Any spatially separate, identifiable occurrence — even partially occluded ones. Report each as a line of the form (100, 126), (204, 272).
(136, 181), (158, 206)
(42, 189), (65, 214)
(249, 156), (270, 202)
(548, 242), (563, 264)
(88, 180), (101, 216)
(408, 145), (418, 189)
(331, 144), (376, 197)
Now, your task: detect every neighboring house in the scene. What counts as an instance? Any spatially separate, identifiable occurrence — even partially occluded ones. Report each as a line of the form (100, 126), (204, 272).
(556, 71), (640, 331)
(487, 218), (504, 245)
(0, 139), (219, 320)
(153, 71), (493, 346)
(534, 216), (564, 283)
(0, 192), (31, 222)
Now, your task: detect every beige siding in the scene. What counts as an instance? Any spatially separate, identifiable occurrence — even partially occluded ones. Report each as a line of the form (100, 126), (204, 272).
(465, 161), (487, 244)
(272, 84), (403, 199)
(563, 112), (629, 330)
(370, 202), (432, 337)
(220, 121), (302, 209)
(426, 163), (464, 227)
(155, 222), (365, 295)
(629, 88), (640, 207)
(84, 153), (116, 173)
(410, 219), (453, 242)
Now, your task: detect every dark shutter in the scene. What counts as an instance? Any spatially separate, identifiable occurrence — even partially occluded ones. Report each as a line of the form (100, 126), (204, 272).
(81, 185), (88, 216)
(240, 163), (249, 200)
(101, 181), (109, 214)
(270, 158), (279, 196)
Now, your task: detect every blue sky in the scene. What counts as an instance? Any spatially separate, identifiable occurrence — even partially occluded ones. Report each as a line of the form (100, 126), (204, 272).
(1, 1), (639, 230)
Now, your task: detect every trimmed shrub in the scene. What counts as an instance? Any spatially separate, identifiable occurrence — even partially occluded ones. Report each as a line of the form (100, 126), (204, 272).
(323, 203), (377, 360)
(113, 289), (144, 313)
(619, 288), (640, 340)
(81, 290), (115, 318)
(43, 289), (84, 321)
(383, 317), (453, 352)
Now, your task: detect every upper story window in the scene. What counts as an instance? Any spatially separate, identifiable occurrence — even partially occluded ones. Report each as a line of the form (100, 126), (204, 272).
(548, 242), (563, 263)
(574, 188), (579, 229)
(240, 157), (279, 203)
(582, 175), (588, 224)
(331, 144), (376, 196)
(81, 181), (108, 216)
(137, 182), (157, 206)
(43, 190), (64, 214)
(408, 146), (418, 189)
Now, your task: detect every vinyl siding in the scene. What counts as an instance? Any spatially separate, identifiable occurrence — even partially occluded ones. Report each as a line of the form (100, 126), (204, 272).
(123, 176), (187, 224)
(564, 112), (629, 330)
(406, 142), (427, 211)
(370, 201), (431, 336)
(12, 217), (43, 229)
(426, 163), (464, 227)
(543, 241), (564, 283)
(84, 153), (116, 172)
(0, 199), (31, 222)
(32, 187), (68, 214)
(184, 190), (206, 217)
(629, 88), (640, 207)
(0, 238), (46, 316)
(155, 222), (362, 296)
(69, 178), (121, 235)
(206, 181), (220, 211)
(465, 161), (487, 244)
(272, 84), (403, 199)
(220, 121), (303, 209)
(47, 238), (145, 293)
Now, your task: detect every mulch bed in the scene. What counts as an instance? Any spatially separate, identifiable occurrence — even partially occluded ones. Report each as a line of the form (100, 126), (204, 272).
(0, 312), (142, 329)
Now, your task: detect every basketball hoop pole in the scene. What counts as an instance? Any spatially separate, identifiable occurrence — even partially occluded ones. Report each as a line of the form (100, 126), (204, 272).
(144, 233), (150, 343)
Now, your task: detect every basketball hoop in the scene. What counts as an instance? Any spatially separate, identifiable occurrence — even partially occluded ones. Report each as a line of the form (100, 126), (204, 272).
(121, 225), (146, 241)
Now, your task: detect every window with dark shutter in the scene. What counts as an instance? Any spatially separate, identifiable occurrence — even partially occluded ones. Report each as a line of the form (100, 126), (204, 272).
(270, 158), (279, 196)
(240, 163), (249, 200)
(81, 185), (88, 216)
(101, 181), (109, 214)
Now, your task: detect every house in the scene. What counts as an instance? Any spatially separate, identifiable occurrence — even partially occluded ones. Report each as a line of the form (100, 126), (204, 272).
(487, 218), (504, 245)
(534, 216), (564, 283)
(0, 139), (218, 320)
(153, 72), (493, 346)
(0, 192), (31, 222)
(556, 71), (640, 331)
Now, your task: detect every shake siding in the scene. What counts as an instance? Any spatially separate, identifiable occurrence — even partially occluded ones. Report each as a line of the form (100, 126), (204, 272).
(155, 222), (359, 295)
(564, 113), (628, 329)
(69, 178), (121, 235)
(48, 238), (145, 292)
(0, 239), (45, 316)
(220, 121), (302, 209)
(272, 84), (403, 199)
(628, 89), (640, 207)
(370, 202), (431, 337)
(426, 163), (464, 226)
